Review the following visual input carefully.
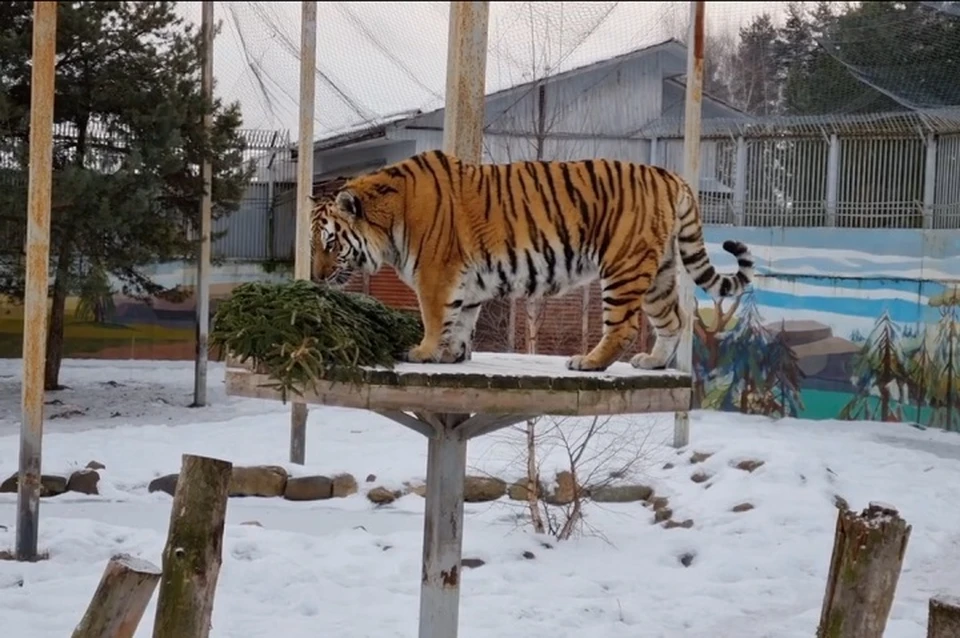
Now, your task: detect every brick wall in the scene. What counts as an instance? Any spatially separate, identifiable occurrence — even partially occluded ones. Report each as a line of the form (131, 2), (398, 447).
(350, 270), (654, 360)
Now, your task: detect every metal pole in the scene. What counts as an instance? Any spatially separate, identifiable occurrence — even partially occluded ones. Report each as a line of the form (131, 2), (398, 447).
(441, 0), (489, 362)
(441, 1), (490, 163)
(17, 0), (57, 562)
(192, 0), (214, 408)
(673, 0), (705, 449)
(290, 0), (317, 465)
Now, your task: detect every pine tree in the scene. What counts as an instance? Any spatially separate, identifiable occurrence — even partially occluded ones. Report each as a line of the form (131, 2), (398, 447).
(763, 320), (805, 418)
(0, 1), (254, 388)
(840, 311), (908, 422)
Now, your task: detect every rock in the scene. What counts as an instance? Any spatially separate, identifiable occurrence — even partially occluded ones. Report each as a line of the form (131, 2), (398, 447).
(545, 471), (577, 505)
(690, 451), (714, 464)
(679, 552), (696, 567)
(522, 551), (536, 560)
(0, 473), (68, 497)
(734, 459), (765, 473)
(85, 460), (106, 470)
(284, 476), (333, 501)
(507, 479), (544, 501)
(365, 474), (377, 483)
(732, 502), (755, 513)
(148, 473), (178, 496)
(650, 496), (670, 512)
(229, 465), (288, 498)
(589, 484), (653, 503)
(66, 469), (100, 495)
(461, 558), (485, 569)
(331, 473), (359, 498)
(663, 518), (694, 529)
(240, 520), (263, 527)
(463, 476), (507, 502)
(654, 507), (673, 523)
(404, 482), (427, 497)
(367, 486), (401, 505)
(690, 471), (711, 484)
(662, 462), (675, 470)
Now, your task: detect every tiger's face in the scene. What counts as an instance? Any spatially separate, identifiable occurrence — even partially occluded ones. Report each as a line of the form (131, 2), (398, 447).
(309, 188), (396, 287)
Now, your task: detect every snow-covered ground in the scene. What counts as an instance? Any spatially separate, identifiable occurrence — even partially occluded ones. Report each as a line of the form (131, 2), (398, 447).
(1, 358), (959, 638)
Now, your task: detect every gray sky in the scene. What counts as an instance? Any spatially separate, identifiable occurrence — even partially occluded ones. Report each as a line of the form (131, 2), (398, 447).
(174, 2), (797, 141)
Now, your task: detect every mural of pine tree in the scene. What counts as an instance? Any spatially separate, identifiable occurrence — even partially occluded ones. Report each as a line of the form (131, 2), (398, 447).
(905, 325), (934, 425)
(763, 320), (806, 418)
(933, 304), (960, 431)
(716, 292), (773, 414)
(840, 310), (908, 423)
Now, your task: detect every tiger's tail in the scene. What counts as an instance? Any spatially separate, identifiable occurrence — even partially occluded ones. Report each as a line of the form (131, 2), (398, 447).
(674, 182), (755, 299)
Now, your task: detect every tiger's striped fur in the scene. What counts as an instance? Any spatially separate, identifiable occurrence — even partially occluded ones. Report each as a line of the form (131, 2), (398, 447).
(310, 149), (754, 372)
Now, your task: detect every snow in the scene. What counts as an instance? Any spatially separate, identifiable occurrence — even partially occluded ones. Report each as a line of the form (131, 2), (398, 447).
(367, 352), (688, 379)
(1, 358), (960, 638)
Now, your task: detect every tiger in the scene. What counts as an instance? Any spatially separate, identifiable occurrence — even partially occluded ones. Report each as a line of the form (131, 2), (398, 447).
(310, 149), (754, 373)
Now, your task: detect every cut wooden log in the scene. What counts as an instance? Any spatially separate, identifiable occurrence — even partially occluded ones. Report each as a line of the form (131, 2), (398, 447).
(152, 454), (233, 638)
(816, 501), (912, 638)
(928, 595), (960, 638)
(71, 553), (161, 638)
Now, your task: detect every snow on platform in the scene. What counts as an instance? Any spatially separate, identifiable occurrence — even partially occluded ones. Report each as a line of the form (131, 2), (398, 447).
(1, 358), (959, 638)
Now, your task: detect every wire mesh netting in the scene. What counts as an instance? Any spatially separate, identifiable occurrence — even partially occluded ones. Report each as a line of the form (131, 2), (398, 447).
(2, 0), (960, 270)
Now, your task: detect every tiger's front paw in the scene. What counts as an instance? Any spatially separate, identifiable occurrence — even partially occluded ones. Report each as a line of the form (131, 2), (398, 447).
(565, 354), (610, 372)
(630, 353), (667, 370)
(402, 343), (468, 364)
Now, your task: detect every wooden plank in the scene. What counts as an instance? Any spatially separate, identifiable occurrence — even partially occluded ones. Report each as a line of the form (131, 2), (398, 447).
(71, 554), (161, 638)
(152, 454), (232, 638)
(226, 368), (691, 416)
(928, 595), (960, 638)
(816, 501), (912, 638)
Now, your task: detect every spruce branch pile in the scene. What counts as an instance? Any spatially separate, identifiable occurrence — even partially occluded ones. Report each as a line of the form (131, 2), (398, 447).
(211, 280), (423, 399)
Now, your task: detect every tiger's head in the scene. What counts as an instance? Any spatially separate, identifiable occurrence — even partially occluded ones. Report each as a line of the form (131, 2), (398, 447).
(310, 170), (405, 287)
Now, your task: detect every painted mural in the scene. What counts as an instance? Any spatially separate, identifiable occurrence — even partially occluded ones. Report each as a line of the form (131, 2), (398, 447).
(0, 261), (289, 361)
(696, 227), (960, 432)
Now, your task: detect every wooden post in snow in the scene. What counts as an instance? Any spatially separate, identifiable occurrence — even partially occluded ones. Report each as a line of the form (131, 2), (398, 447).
(816, 502), (912, 638)
(928, 595), (960, 638)
(71, 554), (162, 638)
(152, 454), (232, 638)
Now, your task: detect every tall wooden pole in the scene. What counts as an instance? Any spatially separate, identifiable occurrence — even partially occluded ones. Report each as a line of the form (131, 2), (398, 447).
(192, 0), (214, 408)
(16, 0), (57, 562)
(673, 0), (704, 449)
(290, 0), (317, 464)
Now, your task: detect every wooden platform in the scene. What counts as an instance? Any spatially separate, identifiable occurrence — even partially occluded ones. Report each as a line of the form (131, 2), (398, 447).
(225, 352), (692, 416)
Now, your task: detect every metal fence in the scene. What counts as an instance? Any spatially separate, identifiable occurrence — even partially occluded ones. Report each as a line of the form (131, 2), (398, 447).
(0, 122), (293, 263)
(646, 108), (960, 229)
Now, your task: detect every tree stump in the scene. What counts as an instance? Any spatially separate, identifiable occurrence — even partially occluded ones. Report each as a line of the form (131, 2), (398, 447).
(928, 595), (960, 638)
(152, 454), (233, 638)
(816, 501), (912, 638)
(71, 553), (162, 638)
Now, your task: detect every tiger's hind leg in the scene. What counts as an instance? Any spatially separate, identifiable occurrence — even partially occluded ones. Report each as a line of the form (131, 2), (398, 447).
(441, 300), (482, 363)
(567, 255), (660, 372)
(632, 242), (684, 370)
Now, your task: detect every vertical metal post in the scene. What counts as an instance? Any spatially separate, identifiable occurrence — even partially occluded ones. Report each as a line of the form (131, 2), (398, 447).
(733, 136), (747, 226)
(826, 133), (839, 227)
(922, 134), (937, 230)
(17, 0), (57, 562)
(673, 0), (705, 449)
(441, 1), (490, 163)
(290, 0), (317, 465)
(418, 417), (468, 638)
(192, 0), (214, 408)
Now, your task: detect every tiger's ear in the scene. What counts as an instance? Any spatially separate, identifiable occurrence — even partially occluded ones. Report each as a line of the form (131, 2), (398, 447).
(336, 189), (363, 219)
